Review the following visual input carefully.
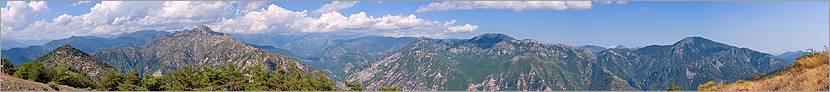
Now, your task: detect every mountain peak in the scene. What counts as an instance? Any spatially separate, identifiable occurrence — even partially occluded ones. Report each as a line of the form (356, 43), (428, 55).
(472, 33), (515, 41)
(54, 45), (82, 53)
(466, 33), (516, 48)
(176, 25), (223, 36)
(673, 36), (729, 48)
(39, 44), (112, 80)
(675, 37), (713, 44)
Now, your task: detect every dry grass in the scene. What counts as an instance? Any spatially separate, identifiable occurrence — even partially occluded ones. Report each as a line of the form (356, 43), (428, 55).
(1, 74), (88, 91)
(698, 51), (829, 91)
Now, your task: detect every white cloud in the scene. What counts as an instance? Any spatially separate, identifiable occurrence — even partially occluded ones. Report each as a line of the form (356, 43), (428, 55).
(234, 1), (270, 15)
(4, 1), (476, 40)
(136, 1), (233, 27)
(3, 1), (235, 40)
(448, 24), (478, 33)
(71, 1), (93, 6)
(1, 1), (48, 31)
(210, 4), (476, 38)
(596, 0), (627, 5)
(314, 1), (358, 14)
(416, 1), (593, 12)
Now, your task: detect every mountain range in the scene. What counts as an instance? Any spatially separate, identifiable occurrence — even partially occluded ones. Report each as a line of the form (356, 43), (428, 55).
(1, 26), (801, 91)
(92, 26), (313, 76)
(343, 34), (789, 91)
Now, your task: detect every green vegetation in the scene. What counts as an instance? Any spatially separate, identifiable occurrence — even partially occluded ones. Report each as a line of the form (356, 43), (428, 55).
(2, 57), (13, 75)
(379, 86), (403, 91)
(345, 81), (364, 91)
(95, 64), (335, 91)
(666, 83), (680, 91)
(10, 62), (338, 91)
(13, 62), (45, 82)
(12, 62), (97, 89)
(98, 70), (143, 91)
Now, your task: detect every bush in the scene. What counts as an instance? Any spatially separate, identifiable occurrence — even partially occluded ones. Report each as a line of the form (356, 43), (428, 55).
(282, 69), (335, 91)
(44, 66), (96, 89)
(2, 57), (12, 75)
(12, 62), (96, 89)
(98, 69), (143, 91)
(666, 83), (680, 91)
(379, 86), (402, 91)
(139, 76), (164, 91)
(13, 62), (45, 82)
(56, 72), (97, 88)
(93, 63), (336, 91)
(346, 81), (364, 91)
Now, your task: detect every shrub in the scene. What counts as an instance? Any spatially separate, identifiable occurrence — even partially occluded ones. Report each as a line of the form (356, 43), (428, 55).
(97, 69), (143, 91)
(666, 83), (681, 91)
(346, 81), (364, 91)
(13, 62), (45, 82)
(2, 57), (12, 75)
(43, 66), (97, 88)
(379, 86), (402, 91)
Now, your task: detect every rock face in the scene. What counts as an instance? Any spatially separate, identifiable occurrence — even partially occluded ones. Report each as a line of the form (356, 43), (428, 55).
(595, 37), (788, 90)
(234, 33), (416, 80)
(349, 34), (600, 91)
(578, 45), (607, 53)
(347, 34), (789, 91)
(93, 26), (310, 75)
(317, 36), (416, 79)
(35, 45), (113, 80)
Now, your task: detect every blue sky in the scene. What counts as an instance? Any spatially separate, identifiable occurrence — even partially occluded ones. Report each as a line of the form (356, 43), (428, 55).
(1, 1), (827, 54)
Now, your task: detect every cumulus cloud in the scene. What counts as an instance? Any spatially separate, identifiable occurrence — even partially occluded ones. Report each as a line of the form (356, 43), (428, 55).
(3, 1), (476, 40)
(234, 1), (270, 15)
(1, 1), (48, 31)
(416, 1), (592, 12)
(314, 1), (358, 14)
(210, 5), (476, 38)
(136, 1), (233, 27)
(3, 1), (236, 40)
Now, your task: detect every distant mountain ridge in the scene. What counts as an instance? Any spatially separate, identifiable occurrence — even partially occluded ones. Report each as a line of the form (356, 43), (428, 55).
(2, 29), (794, 91)
(777, 50), (807, 62)
(2, 30), (170, 65)
(349, 34), (599, 90)
(92, 26), (312, 75)
(347, 34), (789, 91)
(595, 36), (788, 90)
(579, 45), (606, 53)
(233, 33), (417, 80)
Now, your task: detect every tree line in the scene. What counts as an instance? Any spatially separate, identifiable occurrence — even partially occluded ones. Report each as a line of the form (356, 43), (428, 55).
(0, 58), (393, 91)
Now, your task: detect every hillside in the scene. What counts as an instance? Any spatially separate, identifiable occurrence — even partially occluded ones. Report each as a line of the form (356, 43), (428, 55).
(32, 45), (114, 80)
(93, 26), (312, 76)
(347, 34), (789, 91)
(593, 37), (789, 90)
(1, 74), (88, 91)
(699, 51), (828, 91)
(349, 33), (608, 91)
